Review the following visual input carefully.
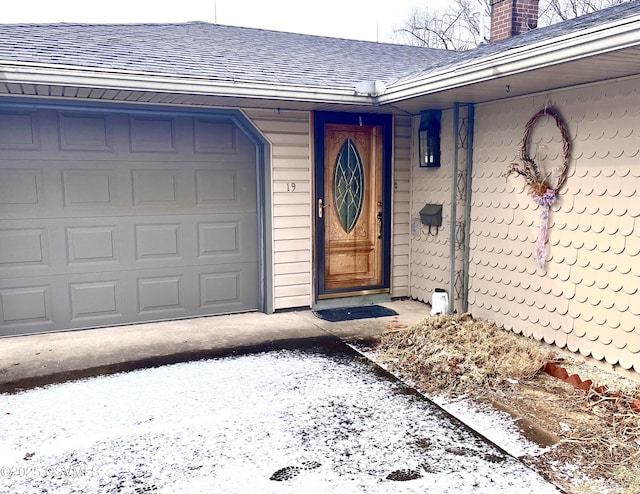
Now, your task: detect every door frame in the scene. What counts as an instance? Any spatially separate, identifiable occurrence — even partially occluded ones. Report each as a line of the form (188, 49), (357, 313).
(313, 111), (393, 301)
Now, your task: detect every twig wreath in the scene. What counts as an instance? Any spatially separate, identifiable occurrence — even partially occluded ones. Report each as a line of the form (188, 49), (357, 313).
(505, 107), (571, 269)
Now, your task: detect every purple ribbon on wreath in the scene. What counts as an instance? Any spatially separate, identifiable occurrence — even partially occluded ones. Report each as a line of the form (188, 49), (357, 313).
(532, 188), (556, 269)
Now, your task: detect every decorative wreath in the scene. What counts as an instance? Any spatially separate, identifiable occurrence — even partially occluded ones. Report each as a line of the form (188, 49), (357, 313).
(505, 107), (572, 270)
(505, 107), (571, 197)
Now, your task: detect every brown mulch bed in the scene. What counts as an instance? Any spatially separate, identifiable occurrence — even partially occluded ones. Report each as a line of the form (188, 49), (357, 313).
(368, 313), (640, 494)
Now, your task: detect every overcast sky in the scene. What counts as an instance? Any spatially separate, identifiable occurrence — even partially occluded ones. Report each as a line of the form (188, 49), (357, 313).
(2, 0), (451, 43)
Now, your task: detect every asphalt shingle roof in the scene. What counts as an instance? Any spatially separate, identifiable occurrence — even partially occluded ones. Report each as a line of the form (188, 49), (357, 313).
(395, 0), (640, 83)
(483, 0), (640, 53)
(0, 1), (638, 90)
(0, 22), (457, 89)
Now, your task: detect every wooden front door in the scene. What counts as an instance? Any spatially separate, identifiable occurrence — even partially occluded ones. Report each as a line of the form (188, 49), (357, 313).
(315, 113), (391, 299)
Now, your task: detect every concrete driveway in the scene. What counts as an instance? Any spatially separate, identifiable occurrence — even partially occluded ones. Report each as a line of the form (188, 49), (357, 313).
(0, 299), (429, 392)
(1, 337), (560, 493)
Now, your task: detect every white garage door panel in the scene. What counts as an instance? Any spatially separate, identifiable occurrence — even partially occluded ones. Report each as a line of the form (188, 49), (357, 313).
(0, 107), (260, 336)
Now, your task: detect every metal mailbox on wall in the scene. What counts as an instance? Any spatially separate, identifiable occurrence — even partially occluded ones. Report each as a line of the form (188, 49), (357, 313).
(419, 204), (442, 226)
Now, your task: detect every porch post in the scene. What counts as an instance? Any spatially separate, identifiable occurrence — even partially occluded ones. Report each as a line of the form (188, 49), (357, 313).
(449, 103), (460, 314)
(462, 103), (475, 312)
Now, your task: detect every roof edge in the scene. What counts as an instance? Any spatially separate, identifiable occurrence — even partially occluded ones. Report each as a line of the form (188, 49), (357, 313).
(379, 12), (640, 104)
(0, 64), (377, 106)
(2, 11), (639, 108)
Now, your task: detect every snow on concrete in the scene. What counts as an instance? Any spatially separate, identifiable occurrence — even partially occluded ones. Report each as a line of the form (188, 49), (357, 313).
(355, 345), (550, 459)
(432, 396), (549, 458)
(0, 348), (560, 493)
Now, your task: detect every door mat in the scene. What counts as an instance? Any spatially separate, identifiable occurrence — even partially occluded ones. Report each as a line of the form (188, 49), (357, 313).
(313, 305), (398, 323)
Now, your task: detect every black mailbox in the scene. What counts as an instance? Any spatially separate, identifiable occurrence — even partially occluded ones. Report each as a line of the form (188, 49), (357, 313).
(419, 204), (442, 227)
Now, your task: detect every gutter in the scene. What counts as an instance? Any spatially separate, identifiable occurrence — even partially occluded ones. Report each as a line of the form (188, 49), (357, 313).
(0, 63), (377, 106)
(378, 13), (640, 104)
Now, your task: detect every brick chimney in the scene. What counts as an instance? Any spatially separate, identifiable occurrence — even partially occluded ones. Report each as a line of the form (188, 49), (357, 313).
(490, 0), (539, 42)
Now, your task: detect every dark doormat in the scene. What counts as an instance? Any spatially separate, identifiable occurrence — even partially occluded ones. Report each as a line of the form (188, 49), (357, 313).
(313, 305), (398, 322)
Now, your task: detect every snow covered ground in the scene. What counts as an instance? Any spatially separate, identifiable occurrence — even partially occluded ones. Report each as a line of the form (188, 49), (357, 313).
(0, 347), (560, 493)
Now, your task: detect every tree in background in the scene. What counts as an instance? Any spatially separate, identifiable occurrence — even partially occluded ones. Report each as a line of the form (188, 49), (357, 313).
(544, 0), (626, 21)
(393, 0), (628, 50)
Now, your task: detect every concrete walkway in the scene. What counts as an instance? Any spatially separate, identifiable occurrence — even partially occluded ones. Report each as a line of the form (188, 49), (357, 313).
(0, 299), (430, 392)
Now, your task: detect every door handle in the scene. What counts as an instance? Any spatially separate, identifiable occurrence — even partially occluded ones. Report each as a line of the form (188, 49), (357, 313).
(377, 211), (383, 239)
(318, 198), (331, 218)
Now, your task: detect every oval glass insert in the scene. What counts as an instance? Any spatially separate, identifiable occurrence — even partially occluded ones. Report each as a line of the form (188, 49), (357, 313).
(333, 138), (364, 234)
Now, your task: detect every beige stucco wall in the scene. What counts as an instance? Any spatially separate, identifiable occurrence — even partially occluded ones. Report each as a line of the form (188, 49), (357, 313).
(411, 76), (640, 372)
(246, 109), (412, 311)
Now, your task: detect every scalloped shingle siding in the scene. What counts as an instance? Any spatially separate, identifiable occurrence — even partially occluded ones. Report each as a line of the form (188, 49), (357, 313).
(411, 109), (470, 307)
(467, 77), (640, 372)
(411, 77), (639, 372)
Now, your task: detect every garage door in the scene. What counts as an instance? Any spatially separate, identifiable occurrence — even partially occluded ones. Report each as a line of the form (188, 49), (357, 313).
(0, 107), (260, 336)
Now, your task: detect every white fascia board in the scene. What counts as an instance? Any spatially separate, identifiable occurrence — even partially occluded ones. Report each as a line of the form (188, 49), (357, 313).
(379, 15), (640, 104)
(0, 63), (376, 106)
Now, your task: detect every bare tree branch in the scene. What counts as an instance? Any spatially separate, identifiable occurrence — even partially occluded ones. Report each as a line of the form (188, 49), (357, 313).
(539, 0), (626, 24)
(392, 0), (629, 50)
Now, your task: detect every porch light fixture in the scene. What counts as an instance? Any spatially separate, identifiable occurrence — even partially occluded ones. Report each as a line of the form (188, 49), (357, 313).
(418, 110), (442, 168)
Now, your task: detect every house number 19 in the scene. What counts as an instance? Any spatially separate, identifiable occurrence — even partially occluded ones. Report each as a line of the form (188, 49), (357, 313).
(286, 182), (296, 192)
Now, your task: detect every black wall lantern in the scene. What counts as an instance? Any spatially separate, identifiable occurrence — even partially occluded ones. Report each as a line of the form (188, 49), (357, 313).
(418, 109), (441, 168)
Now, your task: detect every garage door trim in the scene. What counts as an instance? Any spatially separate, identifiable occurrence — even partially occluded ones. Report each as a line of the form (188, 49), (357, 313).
(0, 98), (273, 336)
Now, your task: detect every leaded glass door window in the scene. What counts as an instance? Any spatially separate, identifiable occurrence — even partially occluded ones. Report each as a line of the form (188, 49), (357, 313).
(333, 138), (364, 234)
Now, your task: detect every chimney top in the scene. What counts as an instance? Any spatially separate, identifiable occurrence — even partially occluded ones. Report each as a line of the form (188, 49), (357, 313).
(490, 0), (539, 42)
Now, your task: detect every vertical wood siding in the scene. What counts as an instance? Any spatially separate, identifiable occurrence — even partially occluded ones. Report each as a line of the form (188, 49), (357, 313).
(244, 109), (312, 310)
(469, 77), (640, 372)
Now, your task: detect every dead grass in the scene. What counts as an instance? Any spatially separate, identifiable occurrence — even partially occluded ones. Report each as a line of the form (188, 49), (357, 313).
(369, 313), (640, 494)
(375, 313), (551, 395)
